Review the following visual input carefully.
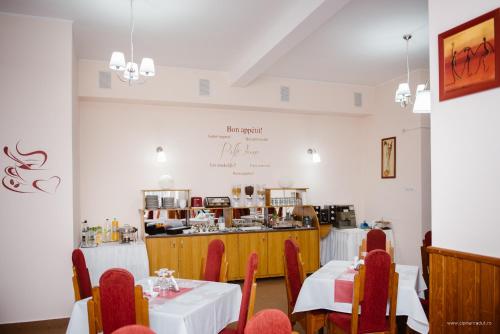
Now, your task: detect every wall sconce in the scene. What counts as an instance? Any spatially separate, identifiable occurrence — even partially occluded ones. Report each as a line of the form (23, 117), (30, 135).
(156, 146), (166, 162)
(307, 148), (321, 163)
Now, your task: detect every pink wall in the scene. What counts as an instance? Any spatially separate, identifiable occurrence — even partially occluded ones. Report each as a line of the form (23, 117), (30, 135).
(360, 69), (431, 266)
(0, 13), (75, 322)
(79, 101), (366, 228)
(429, 0), (500, 257)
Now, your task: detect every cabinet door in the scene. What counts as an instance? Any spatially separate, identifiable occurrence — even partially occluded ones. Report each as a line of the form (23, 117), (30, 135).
(238, 233), (268, 278)
(178, 235), (228, 280)
(296, 230), (319, 273)
(225, 234), (240, 281)
(146, 237), (179, 275)
(267, 231), (299, 276)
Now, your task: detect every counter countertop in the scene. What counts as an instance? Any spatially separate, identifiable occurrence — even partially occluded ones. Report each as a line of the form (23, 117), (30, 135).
(145, 226), (317, 238)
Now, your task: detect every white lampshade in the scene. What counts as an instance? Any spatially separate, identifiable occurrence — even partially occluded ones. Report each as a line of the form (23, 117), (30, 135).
(312, 151), (321, 163)
(156, 146), (166, 162)
(109, 52), (126, 71)
(395, 82), (411, 102)
(140, 58), (155, 77)
(413, 85), (431, 113)
(124, 62), (139, 81)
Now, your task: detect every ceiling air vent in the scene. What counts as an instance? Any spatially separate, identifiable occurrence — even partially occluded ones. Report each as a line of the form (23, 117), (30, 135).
(280, 86), (290, 102)
(99, 71), (111, 89)
(354, 92), (362, 107)
(199, 79), (210, 96)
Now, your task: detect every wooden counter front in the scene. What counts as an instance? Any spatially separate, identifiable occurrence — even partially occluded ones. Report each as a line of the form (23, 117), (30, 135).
(145, 228), (320, 281)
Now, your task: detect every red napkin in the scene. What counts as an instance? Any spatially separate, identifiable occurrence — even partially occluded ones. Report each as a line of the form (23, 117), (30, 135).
(334, 269), (357, 303)
(150, 287), (193, 299)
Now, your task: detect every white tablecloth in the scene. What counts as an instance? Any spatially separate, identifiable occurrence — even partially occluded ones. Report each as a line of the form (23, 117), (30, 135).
(320, 228), (395, 264)
(80, 242), (150, 286)
(293, 260), (428, 334)
(66, 278), (242, 334)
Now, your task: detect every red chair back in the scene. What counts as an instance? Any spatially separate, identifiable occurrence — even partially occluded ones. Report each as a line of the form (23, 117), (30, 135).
(284, 239), (302, 306)
(423, 231), (432, 247)
(236, 252), (259, 334)
(359, 250), (391, 332)
(244, 309), (292, 334)
(99, 269), (137, 334)
(366, 229), (386, 252)
(112, 325), (155, 334)
(72, 249), (92, 299)
(203, 239), (225, 282)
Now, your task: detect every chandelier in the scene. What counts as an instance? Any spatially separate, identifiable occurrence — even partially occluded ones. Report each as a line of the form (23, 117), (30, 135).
(109, 0), (155, 84)
(395, 34), (412, 107)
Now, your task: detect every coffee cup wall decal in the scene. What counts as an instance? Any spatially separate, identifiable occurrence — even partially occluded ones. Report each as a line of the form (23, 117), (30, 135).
(2, 141), (61, 194)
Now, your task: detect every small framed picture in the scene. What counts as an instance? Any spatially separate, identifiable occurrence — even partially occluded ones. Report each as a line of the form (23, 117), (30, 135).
(381, 137), (396, 179)
(438, 8), (500, 101)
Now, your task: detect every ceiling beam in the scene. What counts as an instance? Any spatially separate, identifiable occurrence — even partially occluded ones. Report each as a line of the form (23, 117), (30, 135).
(229, 0), (352, 87)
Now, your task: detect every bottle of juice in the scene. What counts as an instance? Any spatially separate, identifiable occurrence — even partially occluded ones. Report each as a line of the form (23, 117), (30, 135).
(112, 218), (119, 241)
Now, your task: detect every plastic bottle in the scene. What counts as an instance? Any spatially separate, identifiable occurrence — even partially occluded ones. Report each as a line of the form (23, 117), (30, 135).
(103, 218), (110, 242)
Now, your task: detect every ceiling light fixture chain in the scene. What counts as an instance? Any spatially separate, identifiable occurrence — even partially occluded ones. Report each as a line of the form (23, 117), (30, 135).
(108, 0), (155, 85)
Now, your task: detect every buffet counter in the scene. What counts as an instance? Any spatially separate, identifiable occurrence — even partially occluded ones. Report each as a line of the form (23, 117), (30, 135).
(145, 227), (319, 281)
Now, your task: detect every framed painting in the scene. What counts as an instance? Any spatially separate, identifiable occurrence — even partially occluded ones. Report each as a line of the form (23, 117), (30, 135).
(438, 8), (500, 101)
(381, 137), (396, 179)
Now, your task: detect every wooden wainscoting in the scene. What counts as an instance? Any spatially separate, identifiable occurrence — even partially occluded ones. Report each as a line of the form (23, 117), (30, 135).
(428, 247), (500, 334)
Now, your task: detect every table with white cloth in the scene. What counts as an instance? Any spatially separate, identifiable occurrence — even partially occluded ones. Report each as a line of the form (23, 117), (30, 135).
(66, 278), (242, 334)
(320, 228), (394, 265)
(293, 260), (428, 334)
(80, 241), (150, 286)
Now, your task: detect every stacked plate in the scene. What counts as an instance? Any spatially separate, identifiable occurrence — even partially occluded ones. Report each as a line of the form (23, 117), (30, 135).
(162, 197), (176, 209)
(145, 195), (159, 209)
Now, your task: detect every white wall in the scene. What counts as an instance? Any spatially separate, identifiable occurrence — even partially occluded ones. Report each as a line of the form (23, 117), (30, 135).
(79, 101), (366, 229)
(0, 13), (75, 322)
(429, 0), (500, 257)
(361, 69), (431, 265)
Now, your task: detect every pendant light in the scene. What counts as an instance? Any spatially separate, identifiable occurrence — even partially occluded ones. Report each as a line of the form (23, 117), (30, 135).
(109, 0), (155, 85)
(413, 83), (431, 113)
(395, 34), (412, 107)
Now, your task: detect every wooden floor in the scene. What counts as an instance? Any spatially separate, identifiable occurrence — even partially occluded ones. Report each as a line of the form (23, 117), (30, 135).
(1, 277), (417, 334)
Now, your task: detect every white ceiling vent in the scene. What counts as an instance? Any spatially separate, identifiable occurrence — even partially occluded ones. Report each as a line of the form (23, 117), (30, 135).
(99, 71), (111, 89)
(199, 79), (210, 96)
(354, 92), (362, 107)
(280, 86), (290, 102)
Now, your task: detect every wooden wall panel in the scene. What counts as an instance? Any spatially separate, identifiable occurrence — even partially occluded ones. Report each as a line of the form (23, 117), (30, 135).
(429, 247), (500, 334)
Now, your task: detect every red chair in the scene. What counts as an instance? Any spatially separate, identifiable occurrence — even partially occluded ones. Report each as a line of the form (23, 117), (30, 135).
(283, 239), (325, 333)
(72, 249), (92, 301)
(244, 309), (298, 334)
(112, 325), (155, 334)
(420, 231), (432, 314)
(327, 250), (399, 334)
(88, 269), (149, 334)
(220, 252), (258, 334)
(359, 229), (394, 261)
(200, 239), (228, 282)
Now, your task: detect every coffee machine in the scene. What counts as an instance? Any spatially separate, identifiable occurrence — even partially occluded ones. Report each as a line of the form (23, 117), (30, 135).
(333, 205), (357, 229)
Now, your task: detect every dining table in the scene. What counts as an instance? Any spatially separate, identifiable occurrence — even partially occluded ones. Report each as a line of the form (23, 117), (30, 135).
(66, 278), (242, 334)
(80, 241), (150, 285)
(320, 228), (395, 264)
(293, 260), (429, 334)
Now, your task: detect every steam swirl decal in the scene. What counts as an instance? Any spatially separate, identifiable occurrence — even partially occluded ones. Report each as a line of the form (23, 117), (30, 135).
(2, 141), (61, 194)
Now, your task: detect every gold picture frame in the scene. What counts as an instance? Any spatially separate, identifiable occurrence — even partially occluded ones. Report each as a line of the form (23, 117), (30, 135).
(381, 137), (396, 179)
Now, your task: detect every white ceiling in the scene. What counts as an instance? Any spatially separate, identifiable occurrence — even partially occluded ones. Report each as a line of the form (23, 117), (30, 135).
(0, 0), (429, 86)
